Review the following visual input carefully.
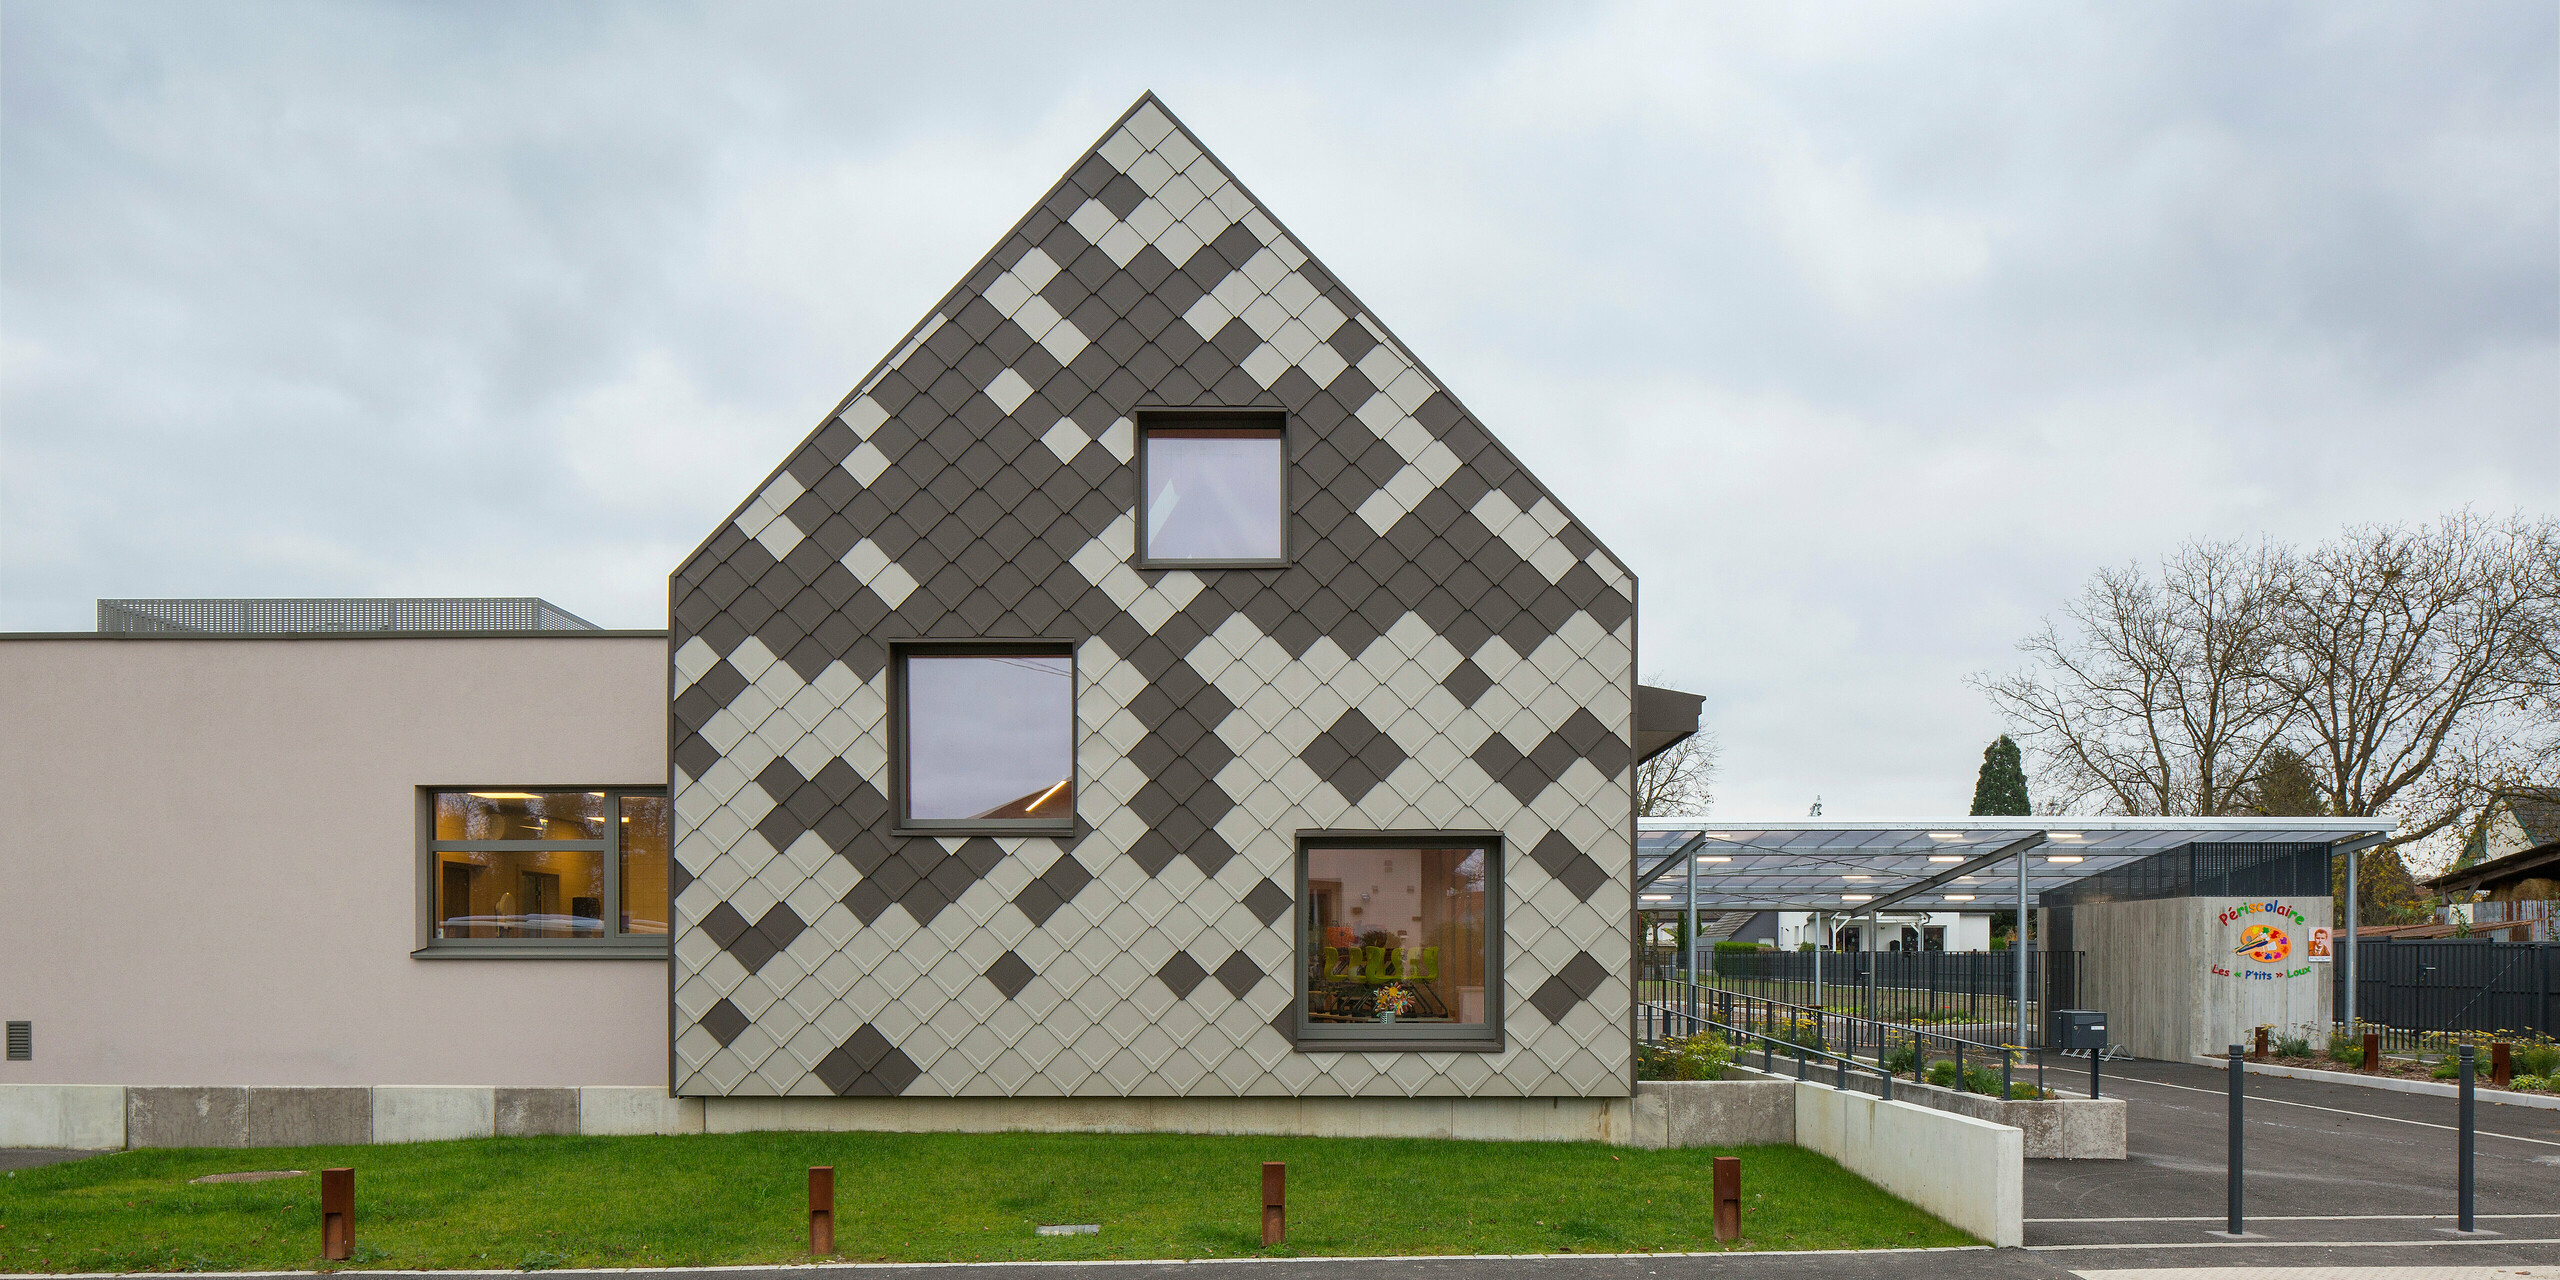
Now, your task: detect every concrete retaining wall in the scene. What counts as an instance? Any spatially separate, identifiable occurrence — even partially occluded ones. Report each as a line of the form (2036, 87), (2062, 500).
(1626, 1080), (1795, 1149)
(1794, 1080), (2023, 1247)
(2, 1085), (706, 1148)
(1800, 1071), (2124, 1158)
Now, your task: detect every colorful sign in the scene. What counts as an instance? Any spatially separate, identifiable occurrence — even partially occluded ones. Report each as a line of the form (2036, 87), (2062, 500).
(2209, 900), (2317, 982)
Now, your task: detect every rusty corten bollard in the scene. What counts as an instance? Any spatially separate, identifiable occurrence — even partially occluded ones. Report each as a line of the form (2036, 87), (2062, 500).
(320, 1168), (353, 1261)
(2362, 1031), (2380, 1072)
(2492, 1043), (2512, 1088)
(1261, 1162), (1285, 1246)
(809, 1166), (834, 1255)
(2253, 1027), (2269, 1061)
(1712, 1156), (1741, 1243)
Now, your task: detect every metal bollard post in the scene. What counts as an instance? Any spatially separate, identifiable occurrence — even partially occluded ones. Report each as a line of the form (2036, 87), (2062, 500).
(2091, 1041), (2102, 1101)
(2458, 1046), (2476, 1232)
(2226, 1045), (2245, 1235)
(1712, 1156), (1741, 1242)
(320, 1168), (354, 1261)
(2003, 1049), (2014, 1100)
(1261, 1162), (1285, 1246)
(809, 1166), (835, 1255)
(1953, 1041), (1965, 1094)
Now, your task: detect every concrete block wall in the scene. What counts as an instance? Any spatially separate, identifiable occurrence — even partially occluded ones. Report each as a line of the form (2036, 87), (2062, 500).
(0, 1086), (704, 1149)
(2074, 895), (2333, 1061)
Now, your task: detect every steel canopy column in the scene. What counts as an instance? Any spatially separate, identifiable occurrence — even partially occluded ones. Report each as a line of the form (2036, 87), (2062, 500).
(2017, 841), (2032, 1049)
(2345, 840), (2359, 1034)
(1684, 841), (1698, 989)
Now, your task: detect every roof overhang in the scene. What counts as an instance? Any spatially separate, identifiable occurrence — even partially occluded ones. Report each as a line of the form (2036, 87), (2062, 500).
(2424, 839), (2560, 895)
(1634, 684), (1704, 764)
(1633, 817), (2394, 912)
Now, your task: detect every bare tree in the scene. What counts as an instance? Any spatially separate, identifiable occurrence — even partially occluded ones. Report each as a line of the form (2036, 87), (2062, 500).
(1636, 725), (1719, 817)
(1973, 540), (2297, 815)
(2270, 511), (2560, 857)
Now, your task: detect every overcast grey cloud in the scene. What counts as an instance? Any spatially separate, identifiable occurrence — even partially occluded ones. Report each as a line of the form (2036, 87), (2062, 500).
(4, 1), (2552, 818)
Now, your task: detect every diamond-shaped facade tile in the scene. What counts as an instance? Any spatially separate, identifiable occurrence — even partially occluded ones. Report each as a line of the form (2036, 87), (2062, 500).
(670, 94), (1635, 1101)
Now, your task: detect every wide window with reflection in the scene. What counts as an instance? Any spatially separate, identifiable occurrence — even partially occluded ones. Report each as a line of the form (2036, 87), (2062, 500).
(897, 645), (1074, 832)
(1298, 837), (1499, 1048)
(422, 789), (667, 956)
(1140, 418), (1284, 564)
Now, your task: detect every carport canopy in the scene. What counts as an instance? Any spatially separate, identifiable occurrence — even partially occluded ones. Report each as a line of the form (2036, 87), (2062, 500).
(1635, 817), (2395, 913)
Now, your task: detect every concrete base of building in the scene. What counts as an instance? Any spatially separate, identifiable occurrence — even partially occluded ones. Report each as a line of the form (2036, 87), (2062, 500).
(1624, 1079), (1795, 1148)
(696, 1095), (1634, 1144)
(0, 1085), (707, 1149)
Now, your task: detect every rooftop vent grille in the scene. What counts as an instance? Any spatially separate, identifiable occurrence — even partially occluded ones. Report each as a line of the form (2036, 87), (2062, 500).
(97, 598), (599, 634)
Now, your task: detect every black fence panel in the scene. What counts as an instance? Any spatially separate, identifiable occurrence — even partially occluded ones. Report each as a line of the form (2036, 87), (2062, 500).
(1641, 949), (2082, 1045)
(2338, 938), (2558, 1045)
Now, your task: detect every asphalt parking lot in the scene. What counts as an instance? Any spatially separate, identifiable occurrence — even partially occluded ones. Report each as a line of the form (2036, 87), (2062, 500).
(2020, 1056), (2560, 1267)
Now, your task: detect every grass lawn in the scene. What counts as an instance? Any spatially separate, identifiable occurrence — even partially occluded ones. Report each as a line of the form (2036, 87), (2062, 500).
(0, 1131), (1975, 1270)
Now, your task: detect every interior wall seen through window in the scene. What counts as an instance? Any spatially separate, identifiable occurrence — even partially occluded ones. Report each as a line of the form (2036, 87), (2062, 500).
(1144, 427), (1282, 561)
(1304, 844), (1488, 1026)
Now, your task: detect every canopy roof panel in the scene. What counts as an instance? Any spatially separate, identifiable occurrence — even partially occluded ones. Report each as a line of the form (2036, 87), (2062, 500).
(1636, 817), (2392, 912)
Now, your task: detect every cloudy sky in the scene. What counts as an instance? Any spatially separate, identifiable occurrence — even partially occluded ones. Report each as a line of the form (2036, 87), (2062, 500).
(5, 2), (2553, 818)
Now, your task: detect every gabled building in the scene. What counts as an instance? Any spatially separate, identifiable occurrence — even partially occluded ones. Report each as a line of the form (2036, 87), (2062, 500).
(665, 95), (1675, 1125)
(0, 95), (1696, 1149)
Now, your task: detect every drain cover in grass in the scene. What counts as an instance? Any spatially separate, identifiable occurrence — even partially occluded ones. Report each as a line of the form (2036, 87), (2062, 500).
(1036, 1224), (1100, 1236)
(189, 1171), (308, 1184)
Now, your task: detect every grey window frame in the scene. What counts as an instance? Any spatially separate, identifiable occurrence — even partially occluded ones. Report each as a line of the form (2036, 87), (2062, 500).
(1134, 409), (1291, 569)
(414, 786), (669, 959)
(889, 640), (1079, 837)
(1290, 829), (1505, 1052)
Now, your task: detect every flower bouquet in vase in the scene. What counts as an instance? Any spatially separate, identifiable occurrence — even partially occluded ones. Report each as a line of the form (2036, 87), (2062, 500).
(1373, 982), (1415, 1023)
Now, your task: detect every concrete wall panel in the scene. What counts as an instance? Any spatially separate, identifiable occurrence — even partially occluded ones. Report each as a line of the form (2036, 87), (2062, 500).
(0, 1085), (125, 1149)
(577, 1087), (705, 1136)
(373, 1086), (495, 1143)
(2075, 895), (2332, 1061)
(1793, 1082), (2022, 1247)
(248, 1087), (371, 1147)
(127, 1087), (248, 1149)
(495, 1087), (579, 1137)
(697, 1095), (1628, 1142)
(0, 636), (669, 1089)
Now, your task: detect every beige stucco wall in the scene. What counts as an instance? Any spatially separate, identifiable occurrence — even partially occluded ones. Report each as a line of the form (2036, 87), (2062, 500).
(0, 635), (670, 1088)
(2071, 895), (2333, 1061)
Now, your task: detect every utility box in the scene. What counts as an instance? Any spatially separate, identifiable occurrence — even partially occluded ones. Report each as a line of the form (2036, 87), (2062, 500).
(2051, 1009), (2108, 1051)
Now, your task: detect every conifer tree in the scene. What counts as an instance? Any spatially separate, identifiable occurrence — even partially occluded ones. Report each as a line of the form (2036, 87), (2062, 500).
(1971, 735), (2031, 816)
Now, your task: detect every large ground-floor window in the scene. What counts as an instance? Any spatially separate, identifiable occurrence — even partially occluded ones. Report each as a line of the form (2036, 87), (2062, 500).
(1295, 833), (1501, 1050)
(418, 788), (668, 957)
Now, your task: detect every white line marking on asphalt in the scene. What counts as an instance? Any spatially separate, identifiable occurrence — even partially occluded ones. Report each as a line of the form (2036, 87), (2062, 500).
(6, 1244), (2002, 1277)
(2031, 1238), (2560, 1252)
(2069, 1074), (2560, 1147)
(2031, 1215), (2560, 1224)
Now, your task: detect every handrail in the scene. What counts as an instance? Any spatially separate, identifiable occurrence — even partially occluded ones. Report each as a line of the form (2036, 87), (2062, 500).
(1639, 980), (2046, 1099)
(1640, 1000), (1904, 1101)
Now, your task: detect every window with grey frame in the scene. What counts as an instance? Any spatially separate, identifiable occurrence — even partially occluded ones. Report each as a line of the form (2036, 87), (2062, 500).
(1138, 415), (1286, 566)
(893, 643), (1076, 835)
(419, 789), (668, 957)
(1295, 834), (1502, 1050)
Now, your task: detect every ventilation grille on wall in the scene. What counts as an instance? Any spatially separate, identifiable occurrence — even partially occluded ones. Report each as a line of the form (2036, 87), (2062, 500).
(4, 1022), (27, 1061)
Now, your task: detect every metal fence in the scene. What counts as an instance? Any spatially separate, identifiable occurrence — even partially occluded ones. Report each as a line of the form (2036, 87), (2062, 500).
(97, 597), (599, 634)
(2339, 938), (2559, 1049)
(1641, 948), (2081, 1047)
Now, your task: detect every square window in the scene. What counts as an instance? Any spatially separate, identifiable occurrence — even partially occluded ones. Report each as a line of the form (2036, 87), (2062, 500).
(1295, 835), (1501, 1049)
(897, 645), (1075, 832)
(1140, 418), (1284, 564)
(419, 788), (668, 957)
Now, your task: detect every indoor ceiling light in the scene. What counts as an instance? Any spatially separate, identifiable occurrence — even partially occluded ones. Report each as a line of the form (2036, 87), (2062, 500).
(468, 792), (539, 800)
(2047, 855), (2084, 863)
(1928, 855), (1963, 863)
